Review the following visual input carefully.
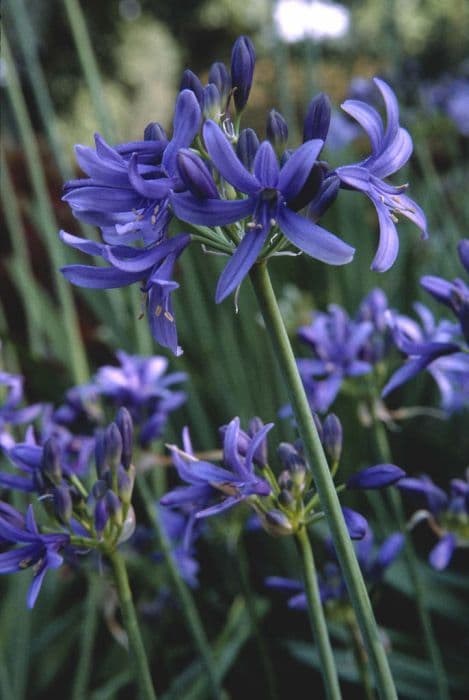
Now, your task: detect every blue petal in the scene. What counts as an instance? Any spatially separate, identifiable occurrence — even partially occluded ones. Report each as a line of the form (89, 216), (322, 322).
(429, 533), (456, 571)
(253, 141), (279, 188)
(371, 128), (412, 178)
(203, 121), (259, 194)
(163, 90), (201, 175)
(128, 154), (173, 199)
(278, 139), (323, 201)
(369, 197), (399, 272)
(347, 464), (406, 489)
(374, 78), (399, 144)
(107, 234), (190, 273)
(215, 227), (267, 303)
(0, 545), (38, 573)
(342, 507), (368, 539)
(340, 100), (383, 154)
(61, 265), (143, 288)
(160, 484), (212, 507)
(63, 185), (139, 212)
(278, 207), (355, 265)
(59, 230), (106, 257)
(195, 495), (244, 519)
(171, 191), (254, 226)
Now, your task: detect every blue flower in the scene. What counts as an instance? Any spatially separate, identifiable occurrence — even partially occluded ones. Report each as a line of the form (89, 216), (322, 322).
(398, 473), (469, 570)
(420, 238), (469, 344)
(172, 120), (354, 302)
(335, 78), (427, 271)
(0, 502), (69, 607)
(0, 372), (42, 451)
(161, 417), (272, 518)
(92, 351), (186, 446)
(382, 303), (465, 407)
(296, 305), (374, 412)
(347, 464), (406, 490)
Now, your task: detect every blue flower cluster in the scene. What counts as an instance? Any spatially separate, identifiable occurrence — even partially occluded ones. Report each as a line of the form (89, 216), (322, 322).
(60, 36), (426, 355)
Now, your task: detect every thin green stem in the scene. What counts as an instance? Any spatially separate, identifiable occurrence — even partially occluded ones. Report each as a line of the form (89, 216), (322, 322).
(296, 528), (342, 700)
(236, 538), (280, 700)
(108, 550), (157, 700)
(369, 401), (450, 700)
(136, 476), (222, 699)
(72, 576), (101, 700)
(63, 0), (114, 142)
(249, 261), (397, 700)
(3, 33), (89, 384)
(348, 621), (376, 700)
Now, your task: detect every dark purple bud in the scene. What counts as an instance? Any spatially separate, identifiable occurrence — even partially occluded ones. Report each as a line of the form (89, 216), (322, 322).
(266, 109), (288, 152)
(208, 61), (232, 103)
(144, 122), (167, 141)
(92, 479), (107, 500)
(429, 533), (456, 570)
(322, 413), (343, 463)
(236, 128), (260, 170)
(458, 239), (469, 274)
(95, 429), (107, 478)
(41, 438), (62, 485)
(342, 507), (368, 539)
(106, 490), (123, 526)
(116, 407), (133, 470)
(264, 509), (294, 536)
(231, 36), (256, 112)
(105, 422), (123, 471)
(277, 443), (306, 473)
(307, 174), (340, 221)
(94, 497), (109, 535)
(347, 464), (406, 490)
(179, 69), (204, 105)
(278, 489), (295, 508)
(117, 465), (134, 505)
(53, 485), (73, 524)
(203, 83), (222, 121)
(177, 148), (219, 199)
(304, 93), (331, 142)
(277, 469), (293, 491)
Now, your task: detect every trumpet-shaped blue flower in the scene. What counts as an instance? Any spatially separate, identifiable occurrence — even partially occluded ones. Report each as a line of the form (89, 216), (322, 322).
(336, 78), (427, 271)
(161, 417), (272, 518)
(0, 502), (69, 607)
(172, 120), (355, 302)
(398, 473), (469, 570)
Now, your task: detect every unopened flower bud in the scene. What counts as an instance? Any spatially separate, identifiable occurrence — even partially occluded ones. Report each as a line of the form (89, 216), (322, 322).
(179, 69), (204, 105)
(322, 413), (343, 464)
(106, 490), (123, 527)
(94, 497), (109, 536)
(237, 128), (260, 170)
(277, 469), (293, 491)
(53, 485), (73, 524)
(117, 465), (134, 505)
(203, 83), (222, 121)
(264, 509), (294, 536)
(266, 109), (288, 153)
(116, 407), (133, 470)
(347, 464), (406, 490)
(303, 93), (331, 142)
(177, 149), (218, 199)
(208, 61), (231, 104)
(231, 36), (255, 112)
(277, 443), (306, 475)
(41, 438), (62, 485)
(342, 507), (368, 540)
(105, 422), (123, 471)
(278, 489), (295, 508)
(92, 479), (107, 500)
(95, 429), (107, 478)
(144, 122), (167, 142)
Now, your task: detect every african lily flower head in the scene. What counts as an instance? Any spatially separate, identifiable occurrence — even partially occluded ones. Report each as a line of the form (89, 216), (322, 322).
(0, 501), (70, 608)
(161, 417), (272, 519)
(383, 302), (468, 412)
(335, 78), (428, 271)
(398, 472), (469, 570)
(171, 121), (355, 302)
(295, 304), (374, 412)
(92, 351), (186, 446)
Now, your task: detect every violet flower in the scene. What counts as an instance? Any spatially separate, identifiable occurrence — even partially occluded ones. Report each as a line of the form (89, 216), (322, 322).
(161, 417), (272, 518)
(335, 78), (428, 271)
(398, 473), (469, 570)
(0, 372), (42, 451)
(172, 120), (355, 302)
(0, 502), (69, 607)
(296, 305), (374, 412)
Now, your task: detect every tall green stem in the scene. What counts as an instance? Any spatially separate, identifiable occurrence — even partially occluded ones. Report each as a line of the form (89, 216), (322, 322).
(369, 405), (450, 700)
(108, 550), (157, 700)
(136, 476), (222, 699)
(349, 621), (376, 700)
(249, 261), (397, 700)
(296, 528), (342, 700)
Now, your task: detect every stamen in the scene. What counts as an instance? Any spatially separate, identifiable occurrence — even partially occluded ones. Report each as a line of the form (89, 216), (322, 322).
(155, 305), (162, 317)
(164, 311), (174, 322)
